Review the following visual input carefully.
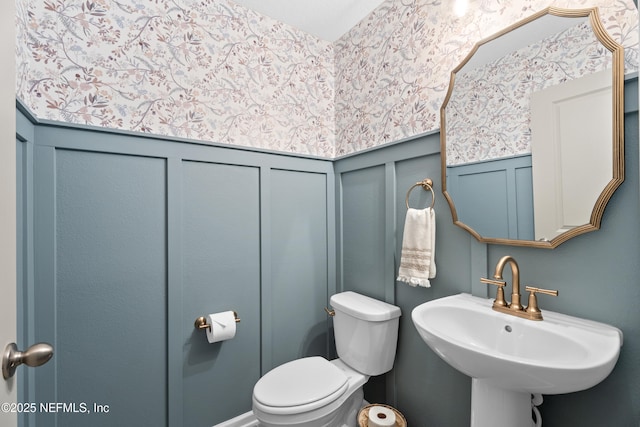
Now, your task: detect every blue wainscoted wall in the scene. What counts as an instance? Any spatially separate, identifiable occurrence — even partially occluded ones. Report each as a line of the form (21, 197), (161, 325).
(16, 108), (335, 427)
(335, 132), (483, 425)
(446, 154), (534, 240)
(16, 78), (640, 427)
(335, 78), (640, 427)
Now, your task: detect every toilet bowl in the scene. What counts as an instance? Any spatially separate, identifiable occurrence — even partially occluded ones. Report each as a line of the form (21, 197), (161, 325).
(252, 291), (401, 427)
(252, 358), (366, 427)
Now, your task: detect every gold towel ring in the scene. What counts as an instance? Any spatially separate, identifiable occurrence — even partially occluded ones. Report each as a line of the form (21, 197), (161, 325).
(405, 178), (435, 209)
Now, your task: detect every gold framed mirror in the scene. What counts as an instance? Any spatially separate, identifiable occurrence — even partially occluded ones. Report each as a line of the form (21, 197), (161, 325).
(441, 7), (624, 248)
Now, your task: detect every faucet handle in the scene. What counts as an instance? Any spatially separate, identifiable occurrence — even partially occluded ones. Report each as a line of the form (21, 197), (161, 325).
(524, 286), (559, 320)
(481, 277), (508, 307)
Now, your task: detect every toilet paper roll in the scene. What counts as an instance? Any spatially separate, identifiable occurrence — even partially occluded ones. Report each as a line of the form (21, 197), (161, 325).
(368, 406), (396, 427)
(205, 311), (237, 343)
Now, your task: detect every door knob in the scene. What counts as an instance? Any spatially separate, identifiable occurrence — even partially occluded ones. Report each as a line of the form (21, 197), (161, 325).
(2, 342), (53, 380)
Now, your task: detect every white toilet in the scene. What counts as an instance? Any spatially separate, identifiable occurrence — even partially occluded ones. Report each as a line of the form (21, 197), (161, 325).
(252, 291), (402, 427)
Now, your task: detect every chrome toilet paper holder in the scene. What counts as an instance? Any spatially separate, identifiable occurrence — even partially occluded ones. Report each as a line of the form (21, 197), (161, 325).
(194, 312), (241, 332)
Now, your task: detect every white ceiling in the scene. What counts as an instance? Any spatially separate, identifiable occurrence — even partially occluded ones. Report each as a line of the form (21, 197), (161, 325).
(230, 0), (386, 42)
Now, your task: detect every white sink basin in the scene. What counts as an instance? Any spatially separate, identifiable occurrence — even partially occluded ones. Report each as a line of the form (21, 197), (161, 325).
(411, 293), (623, 395)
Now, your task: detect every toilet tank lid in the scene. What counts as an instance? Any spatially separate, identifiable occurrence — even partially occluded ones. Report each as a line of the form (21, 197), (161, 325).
(330, 291), (401, 321)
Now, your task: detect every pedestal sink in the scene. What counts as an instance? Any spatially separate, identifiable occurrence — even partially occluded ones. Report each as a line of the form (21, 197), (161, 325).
(411, 293), (623, 427)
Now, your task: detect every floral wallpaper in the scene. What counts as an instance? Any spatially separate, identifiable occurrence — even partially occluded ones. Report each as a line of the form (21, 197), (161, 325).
(446, 22), (612, 165)
(16, 0), (336, 156)
(16, 0), (639, 158)
(334, 0), (638, 157)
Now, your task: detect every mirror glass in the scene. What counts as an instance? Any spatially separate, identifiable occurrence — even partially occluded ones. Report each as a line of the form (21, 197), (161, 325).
(441, 7), (624, 248)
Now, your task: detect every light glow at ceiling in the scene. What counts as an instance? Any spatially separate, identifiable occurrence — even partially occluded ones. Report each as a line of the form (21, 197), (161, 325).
(454, 0), (468, 17)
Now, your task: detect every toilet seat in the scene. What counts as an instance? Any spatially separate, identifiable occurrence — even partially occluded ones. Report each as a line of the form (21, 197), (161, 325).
(253, 357), (349, 415)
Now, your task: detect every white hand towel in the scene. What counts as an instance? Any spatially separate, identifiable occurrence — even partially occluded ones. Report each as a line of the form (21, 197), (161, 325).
(397, 207), (436, 287)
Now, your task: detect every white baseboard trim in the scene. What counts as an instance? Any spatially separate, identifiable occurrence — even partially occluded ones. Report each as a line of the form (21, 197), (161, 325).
(213, 410), (258, 427)
(212, 400), (371, 427)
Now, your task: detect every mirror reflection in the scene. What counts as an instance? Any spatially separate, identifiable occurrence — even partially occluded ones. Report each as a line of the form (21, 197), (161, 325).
(441, 7), (624, 248)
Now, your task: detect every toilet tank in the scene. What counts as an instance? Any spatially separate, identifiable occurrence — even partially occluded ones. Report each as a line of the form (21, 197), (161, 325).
(330, 291), (401, 376)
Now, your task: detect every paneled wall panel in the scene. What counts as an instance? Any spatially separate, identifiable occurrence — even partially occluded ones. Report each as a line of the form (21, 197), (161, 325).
(267, 170), (329, 370)
(341, 166), (387, 300)
(53, 150), (167, 427)
(16, 114), (36, 427)
(446, 155), (533, 240)
(393, 155), (472, 426)
(182, 161), (261, 426)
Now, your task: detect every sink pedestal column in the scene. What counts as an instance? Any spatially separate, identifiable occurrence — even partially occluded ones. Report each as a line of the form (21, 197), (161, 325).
(471, 379), (533, 427)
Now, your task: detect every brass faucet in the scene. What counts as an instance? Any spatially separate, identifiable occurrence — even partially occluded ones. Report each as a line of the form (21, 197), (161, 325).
(481, 255), (558, 321)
